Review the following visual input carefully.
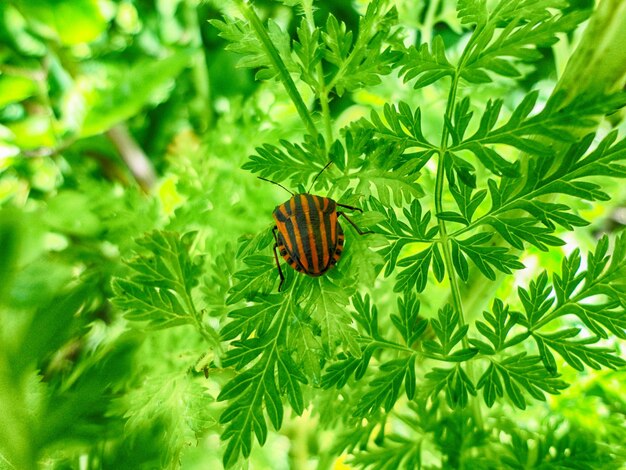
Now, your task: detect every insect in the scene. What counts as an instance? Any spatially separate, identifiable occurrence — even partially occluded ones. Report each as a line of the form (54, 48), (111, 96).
(260, 165), (372, 291)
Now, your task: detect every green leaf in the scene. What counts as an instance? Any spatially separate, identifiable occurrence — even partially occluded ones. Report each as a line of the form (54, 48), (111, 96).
(452, 232), (524, 280)
(457, 0), (488, 26)
(423, 304), (477, 361)
(486, 217), (566, 251)
(16, 0), (106, 45)
(321, 351), (372, 390)
(218, 302), (307, 467)
(471, 299), (524, 354)
(227, 254), (279, 305)
(391, 292), (428, 346)
(460, 2), (588, 82)
(532, 329), (626, 371)
(304, 278), (361, 357)
(355, 356), (417, 417)
(449, 184), (488, 225)
(293, 18), (322, 89)
(322, 1), (399, 95)
(395, 245), (434, 293)
(81, 52), (191, 137)
(221, 296), (281, 342)
(477, 354), (568, 409)
(287, 312), (325, 385)
(367, 198), (439, 277)
(350, 142), (425, 207)
(425, 365), (476, 409)
(112, 231), (214, 339)
(242, 135), (327, 188)
(210, 17), (297, 80)
(352, 293), (380, 339)
(398, 36), (455, 89)
(360, 102), (435, 150)
(518, 271), (553, 328)
(349, 435), (422, 470)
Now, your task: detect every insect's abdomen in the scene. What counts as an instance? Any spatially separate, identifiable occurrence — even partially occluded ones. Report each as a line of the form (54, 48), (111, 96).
(273, 194), (344, 276)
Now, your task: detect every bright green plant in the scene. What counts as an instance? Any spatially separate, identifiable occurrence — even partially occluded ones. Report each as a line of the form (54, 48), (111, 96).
(2, 0), (626, 469)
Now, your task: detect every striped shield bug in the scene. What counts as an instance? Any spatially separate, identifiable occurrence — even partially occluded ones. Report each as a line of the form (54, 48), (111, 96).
(260, 163), (372, 291)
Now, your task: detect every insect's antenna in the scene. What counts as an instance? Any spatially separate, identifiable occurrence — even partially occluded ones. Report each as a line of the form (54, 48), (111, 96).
(307, 160), (334, 193)
(258, 176), (295, 196)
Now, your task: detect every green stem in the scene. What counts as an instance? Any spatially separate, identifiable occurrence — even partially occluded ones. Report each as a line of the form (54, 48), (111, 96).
(420, 0), (440, 45)
(370, 339), (416, 355)
(433, 32), (485, 428)
(435, 72), (465, 335)
(319, 90), (333, 145)
(301, 0), (333, 145)
(235, 0), (319, 138)
(184, 0), (213, 129)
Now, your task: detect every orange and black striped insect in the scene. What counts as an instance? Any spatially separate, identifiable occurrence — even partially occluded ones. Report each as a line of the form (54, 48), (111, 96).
(260, 164), (372, 291)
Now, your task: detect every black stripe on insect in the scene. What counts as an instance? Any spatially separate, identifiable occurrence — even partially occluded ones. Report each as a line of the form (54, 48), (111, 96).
(259, 162), (372, 291)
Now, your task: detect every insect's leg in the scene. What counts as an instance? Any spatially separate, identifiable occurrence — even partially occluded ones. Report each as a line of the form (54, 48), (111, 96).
(272, 226), (285, 291)
(336, 203), (363, 213)
(337, 212), (374, 236)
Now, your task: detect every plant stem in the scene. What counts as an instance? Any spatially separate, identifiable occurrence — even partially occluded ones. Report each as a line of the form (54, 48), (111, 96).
(302, 0), (333, 146)
(435, 73), (465, 333)
(433, 30), (485, 428)
(107, 125), (156, 192)
(235, 0), (319, 138)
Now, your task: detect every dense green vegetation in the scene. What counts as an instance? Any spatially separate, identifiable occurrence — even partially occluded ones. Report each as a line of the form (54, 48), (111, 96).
(1, 0), (626, 468)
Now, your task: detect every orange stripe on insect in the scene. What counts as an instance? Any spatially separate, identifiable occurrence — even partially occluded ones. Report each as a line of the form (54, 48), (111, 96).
(313, 196), (329, 268)
(290, 197), (309, 270)
(276, 220), (293, 253)
(329, 211), (337, 245)
(301, 195), (319, 273)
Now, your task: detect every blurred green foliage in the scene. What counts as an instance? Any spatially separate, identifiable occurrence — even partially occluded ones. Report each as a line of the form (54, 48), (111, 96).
(1, 0), (626, 469)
